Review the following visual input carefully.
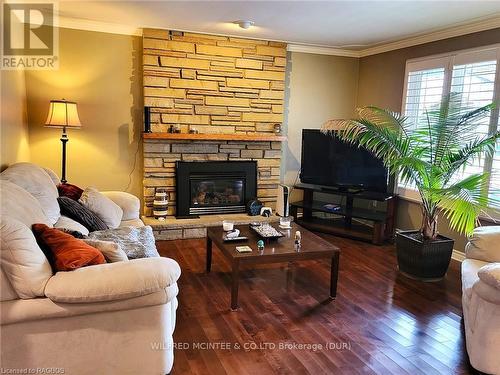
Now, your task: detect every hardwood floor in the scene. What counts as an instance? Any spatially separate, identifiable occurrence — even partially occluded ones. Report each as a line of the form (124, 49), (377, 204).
(157, 233), (475, 375)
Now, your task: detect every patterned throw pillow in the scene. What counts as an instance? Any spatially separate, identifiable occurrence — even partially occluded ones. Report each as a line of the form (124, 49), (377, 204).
(89, 226), (159, 259)
(57, 197), (108, 232)
(57, 183), (84, 201)
(32, 224), (106, 272)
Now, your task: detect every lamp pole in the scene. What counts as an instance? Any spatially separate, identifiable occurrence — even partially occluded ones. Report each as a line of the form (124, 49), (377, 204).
(60, 127), (68, 184)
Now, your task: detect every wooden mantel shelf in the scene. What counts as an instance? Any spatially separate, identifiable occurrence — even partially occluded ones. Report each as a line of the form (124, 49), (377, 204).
(143, 132), (287, 142)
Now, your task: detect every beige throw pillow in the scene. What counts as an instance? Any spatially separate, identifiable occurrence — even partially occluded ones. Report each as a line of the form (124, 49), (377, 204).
(82, 239), (129, 263)
(79, 187), (123, 229)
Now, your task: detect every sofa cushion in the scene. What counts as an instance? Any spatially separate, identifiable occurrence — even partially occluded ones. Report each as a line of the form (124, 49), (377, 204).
(0, 180), (51, 228)
(57, 183), (84, 201)
(465, 226), (500, 263)
(102, 191), (140, 221)
(120, 218), (145, 228)
(43, 167), (60, 186)
(58, 197), (108, 232)
(0, 217), (53, 298)
(32, 224), (106, 271)
(1, 267), (18, 301)
(54, 215), (90, 236)
(79, 187), (123, 229)
(0, 285), (178, 325)
(82, 239), (129, 263)
(44, 257), (181, 303)
(1, 163), (60, 225)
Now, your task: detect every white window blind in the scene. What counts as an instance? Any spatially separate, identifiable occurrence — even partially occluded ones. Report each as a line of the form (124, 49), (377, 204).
(448, 60), (497, 184)
(404, 68), (445, 129)
(400, 45), (500, 207)
(490, 117), (500, 202)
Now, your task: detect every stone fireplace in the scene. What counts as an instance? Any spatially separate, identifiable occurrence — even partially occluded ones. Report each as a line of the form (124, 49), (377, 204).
(141, 28), (287, 217)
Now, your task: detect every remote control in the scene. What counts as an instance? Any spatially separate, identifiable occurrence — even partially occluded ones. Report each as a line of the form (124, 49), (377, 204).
(223, 236), (248, 242)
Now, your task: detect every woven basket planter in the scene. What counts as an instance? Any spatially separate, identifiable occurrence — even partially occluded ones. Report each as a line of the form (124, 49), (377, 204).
(395, 230), (454, 281)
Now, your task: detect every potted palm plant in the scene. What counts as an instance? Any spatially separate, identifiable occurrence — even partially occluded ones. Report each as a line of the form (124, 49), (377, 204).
(322, 94), (499, 280)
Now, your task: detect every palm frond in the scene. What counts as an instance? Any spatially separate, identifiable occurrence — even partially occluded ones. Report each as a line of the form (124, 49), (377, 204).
(356, 106), (411, 135)
(443, 132), (499, 182)
(431, 174), (497, 235)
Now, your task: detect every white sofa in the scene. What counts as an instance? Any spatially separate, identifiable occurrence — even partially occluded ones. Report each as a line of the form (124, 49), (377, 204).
(462, 226), (500, 374)
(0, 163), (180, 374)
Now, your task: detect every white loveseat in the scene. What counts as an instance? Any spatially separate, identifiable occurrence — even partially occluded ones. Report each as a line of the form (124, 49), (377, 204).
(461, 226), (500, 374)
(0, 163), (180, 374)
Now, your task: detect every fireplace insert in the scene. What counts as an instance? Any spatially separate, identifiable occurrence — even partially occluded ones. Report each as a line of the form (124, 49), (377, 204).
(176, 161), (257, 217)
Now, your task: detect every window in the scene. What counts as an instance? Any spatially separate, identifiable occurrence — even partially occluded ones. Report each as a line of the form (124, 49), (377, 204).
(400, 45), (500, 208)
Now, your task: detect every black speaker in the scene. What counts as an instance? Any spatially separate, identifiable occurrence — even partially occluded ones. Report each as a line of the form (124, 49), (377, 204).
(144, 106), (152, 133)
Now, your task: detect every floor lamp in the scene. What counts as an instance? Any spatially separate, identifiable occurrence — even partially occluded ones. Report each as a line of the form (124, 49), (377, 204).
(45, 99), (82, 184)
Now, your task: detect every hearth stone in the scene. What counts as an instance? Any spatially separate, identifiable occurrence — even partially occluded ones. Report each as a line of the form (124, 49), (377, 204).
(143, 213), (280, 240)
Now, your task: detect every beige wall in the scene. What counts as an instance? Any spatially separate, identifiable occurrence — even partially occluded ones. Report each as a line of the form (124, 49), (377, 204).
(357, 28), (500, 111)
(284, 52), (359, 201)
(356, 28), (500, 251)
(1, 70), (30, 170)
(25, 28), (143, 199)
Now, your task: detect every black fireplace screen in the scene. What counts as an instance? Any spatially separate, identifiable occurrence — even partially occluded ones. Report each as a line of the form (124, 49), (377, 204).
(176, 161), (257, 217)
(191, 179), (244, 206)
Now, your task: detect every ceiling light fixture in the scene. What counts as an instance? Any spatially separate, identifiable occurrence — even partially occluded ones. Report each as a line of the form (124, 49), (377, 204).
(234, 20), (254, 30)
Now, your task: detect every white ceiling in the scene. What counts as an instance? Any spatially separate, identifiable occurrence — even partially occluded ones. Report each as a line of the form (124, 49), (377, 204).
(57, 1), (500, 50)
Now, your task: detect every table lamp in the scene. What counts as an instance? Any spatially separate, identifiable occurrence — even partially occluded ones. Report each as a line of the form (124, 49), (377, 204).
(45, 99), (82, 184)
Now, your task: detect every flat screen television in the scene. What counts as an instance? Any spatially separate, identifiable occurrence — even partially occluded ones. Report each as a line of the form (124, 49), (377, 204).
(300, 129), (389, 193)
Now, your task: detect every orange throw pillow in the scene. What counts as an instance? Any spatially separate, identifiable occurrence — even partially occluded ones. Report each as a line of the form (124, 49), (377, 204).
(33, 224), (106, 271)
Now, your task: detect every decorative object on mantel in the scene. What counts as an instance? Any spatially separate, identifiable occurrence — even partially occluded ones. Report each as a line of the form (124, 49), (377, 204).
(189, 128), (199, 134)
(45, 99), (82, 184)
(153, 189), (168, 221)
(144, 107), (152, 133)
(274, 123), (282, 134)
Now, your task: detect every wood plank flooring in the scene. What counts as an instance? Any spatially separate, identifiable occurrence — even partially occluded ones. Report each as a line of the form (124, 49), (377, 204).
(157, 232), (476, 375)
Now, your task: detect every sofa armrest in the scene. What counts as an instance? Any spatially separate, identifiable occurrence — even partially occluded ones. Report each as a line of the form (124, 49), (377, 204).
(472, 280), (500, 305)
(102, 191), (140, 221)
(465, 226), (500, 262)
(478, 263), (500, 290)
(44, 257), (181, 303)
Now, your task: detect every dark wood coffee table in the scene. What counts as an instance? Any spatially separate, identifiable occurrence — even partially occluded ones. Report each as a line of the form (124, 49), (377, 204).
(206, 223), (340, 310)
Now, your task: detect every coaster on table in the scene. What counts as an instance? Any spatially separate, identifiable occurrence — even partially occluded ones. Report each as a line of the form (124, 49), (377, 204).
(235, 245), (252, 253)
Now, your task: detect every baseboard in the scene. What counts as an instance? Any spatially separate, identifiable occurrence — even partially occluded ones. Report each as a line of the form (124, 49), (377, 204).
(451, 249), (465, 262)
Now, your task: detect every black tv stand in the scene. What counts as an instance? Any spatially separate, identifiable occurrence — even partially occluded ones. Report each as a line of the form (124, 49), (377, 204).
(290, 183), (398, 245)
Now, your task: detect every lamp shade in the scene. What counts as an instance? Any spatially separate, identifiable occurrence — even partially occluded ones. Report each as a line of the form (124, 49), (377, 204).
(45, 100), (82, 128)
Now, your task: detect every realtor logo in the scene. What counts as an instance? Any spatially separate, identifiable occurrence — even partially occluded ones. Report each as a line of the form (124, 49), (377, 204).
(1, 1), (59, 69)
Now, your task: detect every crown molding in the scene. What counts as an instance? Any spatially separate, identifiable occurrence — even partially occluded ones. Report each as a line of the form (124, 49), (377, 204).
(287, 44), (360, 58)
(58, 15), (142, 36)
(55, 14), (500, 58)
(358, 16), (500, 57)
